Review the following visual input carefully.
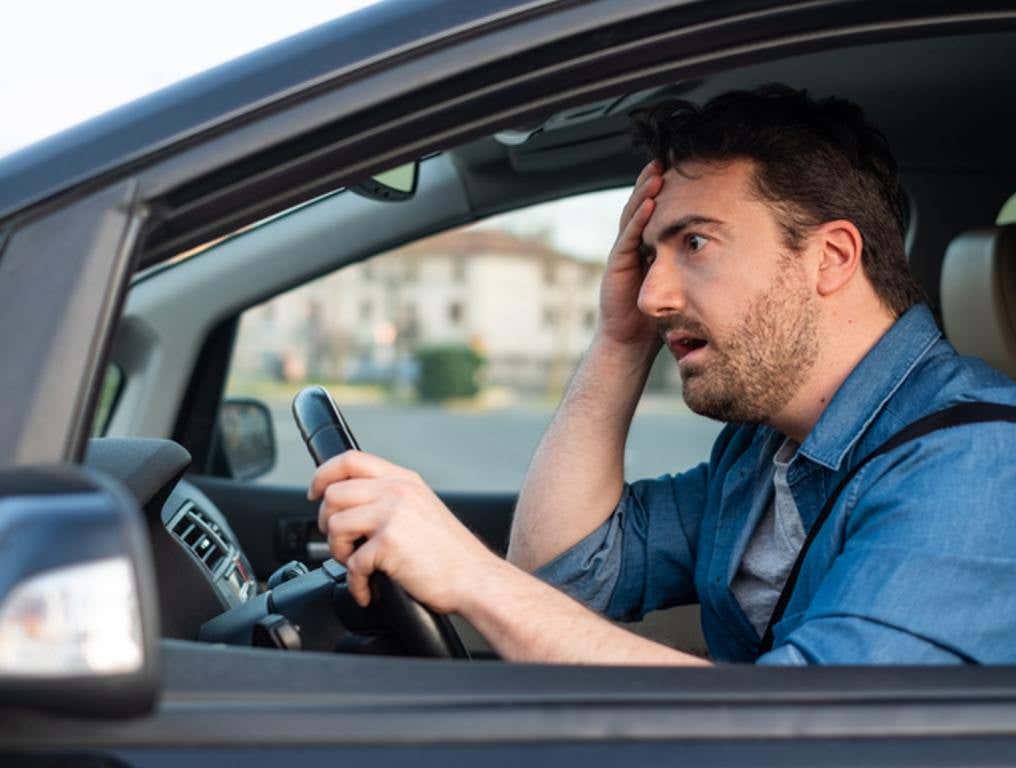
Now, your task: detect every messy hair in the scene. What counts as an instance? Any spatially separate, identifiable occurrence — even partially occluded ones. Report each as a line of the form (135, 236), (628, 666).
(632, 84), (925, 316)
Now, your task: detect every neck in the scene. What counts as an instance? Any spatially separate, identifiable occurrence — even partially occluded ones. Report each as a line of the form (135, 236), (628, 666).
(768, 301), (897, 443)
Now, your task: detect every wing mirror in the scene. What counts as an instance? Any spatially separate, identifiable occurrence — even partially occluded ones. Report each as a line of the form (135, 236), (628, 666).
(216, 397), (277, 481)
(349, 161), (419, 202)
(0, 465), (160, 716)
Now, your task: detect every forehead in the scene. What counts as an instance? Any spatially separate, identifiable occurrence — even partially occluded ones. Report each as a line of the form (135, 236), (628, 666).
(642, 158), (758, 243)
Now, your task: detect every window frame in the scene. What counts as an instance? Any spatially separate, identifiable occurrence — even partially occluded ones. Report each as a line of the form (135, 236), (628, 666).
(40, 4), (1016, 742)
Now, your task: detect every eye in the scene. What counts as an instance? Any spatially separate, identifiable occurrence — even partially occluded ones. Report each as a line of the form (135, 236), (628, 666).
(686, 233), (709, 253)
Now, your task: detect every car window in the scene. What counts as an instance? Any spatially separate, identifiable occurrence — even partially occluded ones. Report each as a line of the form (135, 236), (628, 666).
(997, 191), (1016, 224)
(90, 364), (124, 437)
(223, 189), (725, 491)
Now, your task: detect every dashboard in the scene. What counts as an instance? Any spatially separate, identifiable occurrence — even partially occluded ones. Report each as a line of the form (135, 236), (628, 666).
(162, 479), (258, 610)
(84, 436), (259, 638)
(82, 435), (463, 657)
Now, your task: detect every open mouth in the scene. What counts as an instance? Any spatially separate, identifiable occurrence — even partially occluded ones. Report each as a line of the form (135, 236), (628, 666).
(667, 334), (708, 360)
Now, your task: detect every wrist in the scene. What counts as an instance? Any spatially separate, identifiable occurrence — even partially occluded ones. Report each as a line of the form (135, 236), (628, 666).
(587, 332), (661, 376)
(455, 555), (522, 622)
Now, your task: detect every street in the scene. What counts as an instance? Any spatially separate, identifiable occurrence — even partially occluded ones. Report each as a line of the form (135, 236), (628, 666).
(262, 399), (726, 492)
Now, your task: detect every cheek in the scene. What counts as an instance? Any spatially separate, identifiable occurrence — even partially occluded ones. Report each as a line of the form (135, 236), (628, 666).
(702, 254), (774, 313)
(696, 285), (755, 346)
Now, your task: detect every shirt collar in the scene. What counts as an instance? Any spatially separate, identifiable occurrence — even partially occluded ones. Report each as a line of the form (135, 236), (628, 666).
(796, 303), (942, 471)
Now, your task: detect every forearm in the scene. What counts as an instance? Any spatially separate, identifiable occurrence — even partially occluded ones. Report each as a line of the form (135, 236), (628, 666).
(462, 557), (709, 666)
(508, 336), (659, 572)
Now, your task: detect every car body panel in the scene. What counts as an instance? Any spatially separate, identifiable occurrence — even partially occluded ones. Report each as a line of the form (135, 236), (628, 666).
(0, 180), (142, 464)
(0, 0), (567, 221)
(2, 0), (1016, 762)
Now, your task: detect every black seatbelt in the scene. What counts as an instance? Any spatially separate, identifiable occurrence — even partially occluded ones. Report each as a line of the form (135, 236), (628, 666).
(759, 401), (1016, 655)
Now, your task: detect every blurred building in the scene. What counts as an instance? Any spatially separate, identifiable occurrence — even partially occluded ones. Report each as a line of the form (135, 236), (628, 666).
(232, 227), (606, 392)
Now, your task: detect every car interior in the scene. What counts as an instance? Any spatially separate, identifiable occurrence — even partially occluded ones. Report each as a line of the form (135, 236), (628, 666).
(87, 27), (1016, 662)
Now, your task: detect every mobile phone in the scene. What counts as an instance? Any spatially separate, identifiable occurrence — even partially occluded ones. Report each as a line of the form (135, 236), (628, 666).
(291, 385), (360, 467)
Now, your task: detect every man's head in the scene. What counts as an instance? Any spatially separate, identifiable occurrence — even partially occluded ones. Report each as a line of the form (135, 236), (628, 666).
(631, 85), (925, 428)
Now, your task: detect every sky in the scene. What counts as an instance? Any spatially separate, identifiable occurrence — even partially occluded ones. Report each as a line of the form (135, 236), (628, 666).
(475, 188), (632, 262)
(0, 0), (381, 158)
(0, 0), (632, 261)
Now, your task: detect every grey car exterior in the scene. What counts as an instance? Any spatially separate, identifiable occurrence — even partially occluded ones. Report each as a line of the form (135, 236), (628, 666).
(3, 1), (1016, 764)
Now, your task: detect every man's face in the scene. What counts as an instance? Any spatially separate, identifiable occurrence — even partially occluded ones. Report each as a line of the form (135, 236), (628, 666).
(638, 159), (820, 424)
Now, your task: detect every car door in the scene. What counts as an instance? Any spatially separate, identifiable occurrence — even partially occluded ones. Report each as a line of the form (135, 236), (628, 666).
(5, 0), (1016, 764)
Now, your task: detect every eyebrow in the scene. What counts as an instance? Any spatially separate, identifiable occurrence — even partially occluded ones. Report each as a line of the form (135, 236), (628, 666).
(639, 215), (728, 261)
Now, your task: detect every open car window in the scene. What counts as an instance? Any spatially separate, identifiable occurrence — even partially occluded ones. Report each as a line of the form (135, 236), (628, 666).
(223, 189), (725, 491)
(90, 363), (124, 437)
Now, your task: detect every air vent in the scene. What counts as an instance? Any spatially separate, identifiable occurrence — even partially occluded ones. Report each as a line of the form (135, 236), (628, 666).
(170, 500), (231, 575)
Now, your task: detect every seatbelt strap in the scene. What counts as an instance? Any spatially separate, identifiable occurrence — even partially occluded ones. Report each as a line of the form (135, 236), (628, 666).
(758, 401), (1016, 655)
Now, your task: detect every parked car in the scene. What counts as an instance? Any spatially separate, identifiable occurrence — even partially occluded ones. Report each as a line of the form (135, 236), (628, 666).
(2, 1), (1016, 765)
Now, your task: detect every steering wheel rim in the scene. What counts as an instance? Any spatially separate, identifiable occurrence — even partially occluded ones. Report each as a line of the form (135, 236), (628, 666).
(368, 571), (469, 658)
(292, 385), (468, 659)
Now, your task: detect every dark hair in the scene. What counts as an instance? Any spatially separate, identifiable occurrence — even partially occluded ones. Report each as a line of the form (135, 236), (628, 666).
(632, 84), (925, 316)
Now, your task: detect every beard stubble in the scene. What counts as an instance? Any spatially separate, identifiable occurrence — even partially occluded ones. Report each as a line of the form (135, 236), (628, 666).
(677, 257), (820, 424)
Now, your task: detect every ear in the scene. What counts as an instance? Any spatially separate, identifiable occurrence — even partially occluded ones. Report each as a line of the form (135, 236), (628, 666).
(813, 219), (863, 297)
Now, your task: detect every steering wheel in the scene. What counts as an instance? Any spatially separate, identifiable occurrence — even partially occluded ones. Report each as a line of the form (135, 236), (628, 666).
(292, 386), (468, 659)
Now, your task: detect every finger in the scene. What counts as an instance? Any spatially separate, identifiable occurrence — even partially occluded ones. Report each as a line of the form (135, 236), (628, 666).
(317, 478), (381, 532)
(617, 175), (655, 229)
(633, 159), (663, 189)
(612, 196), (656, 260)
(309, 450), (417, 500)
(345, 537), (382, 607)
(617, 173), (663, 232)
(325, 504), (383, 563)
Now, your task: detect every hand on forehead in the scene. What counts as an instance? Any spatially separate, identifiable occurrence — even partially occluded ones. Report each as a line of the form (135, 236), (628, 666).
(641, 160), (756, 246)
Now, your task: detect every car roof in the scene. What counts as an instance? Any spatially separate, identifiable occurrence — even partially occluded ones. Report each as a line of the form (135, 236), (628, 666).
(0, 0), (544, 221)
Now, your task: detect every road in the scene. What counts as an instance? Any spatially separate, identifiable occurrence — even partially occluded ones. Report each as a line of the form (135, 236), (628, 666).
(261, 399), (725, 492)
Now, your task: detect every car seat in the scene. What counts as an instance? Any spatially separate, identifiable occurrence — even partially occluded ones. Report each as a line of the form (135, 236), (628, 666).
(940, 224), (1016, 381)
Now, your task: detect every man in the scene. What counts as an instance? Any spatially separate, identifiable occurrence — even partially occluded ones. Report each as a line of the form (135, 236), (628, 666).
(309, 86), (1016, 664)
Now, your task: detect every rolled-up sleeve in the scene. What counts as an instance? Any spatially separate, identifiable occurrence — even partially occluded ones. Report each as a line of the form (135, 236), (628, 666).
(535, 462), (710, 622)
(533, 505), (625, 614)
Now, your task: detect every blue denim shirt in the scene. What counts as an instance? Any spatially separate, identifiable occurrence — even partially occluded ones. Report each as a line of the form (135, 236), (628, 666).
(536, 304), (1016, 664)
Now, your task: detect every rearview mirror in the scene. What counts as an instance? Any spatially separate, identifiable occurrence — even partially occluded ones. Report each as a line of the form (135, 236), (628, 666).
(349, 161), (419, 202)
(0, 465), (160, 717)
(217, 397), (277, 481)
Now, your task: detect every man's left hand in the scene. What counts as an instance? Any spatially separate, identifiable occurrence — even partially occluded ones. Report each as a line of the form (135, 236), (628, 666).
(308, 450), (497, 612)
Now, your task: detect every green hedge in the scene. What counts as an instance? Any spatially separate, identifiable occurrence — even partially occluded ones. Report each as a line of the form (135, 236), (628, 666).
(414, 344), (485, 401)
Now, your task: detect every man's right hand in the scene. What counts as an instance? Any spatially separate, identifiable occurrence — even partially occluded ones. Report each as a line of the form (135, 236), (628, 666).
(596, 161), (664, 351)
(508, 161), (667, 573)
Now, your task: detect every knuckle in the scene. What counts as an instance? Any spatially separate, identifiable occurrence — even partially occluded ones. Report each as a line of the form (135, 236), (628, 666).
(320, 454), (343, 477)
(326, 513), (343, 535)
(324, 483), (342, 505)
(375, 526), (394, 548)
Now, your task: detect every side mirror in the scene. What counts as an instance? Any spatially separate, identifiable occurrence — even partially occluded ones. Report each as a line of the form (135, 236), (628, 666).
(217, 398), (277, 481)
(0, 465), (159, 717)
(349, 161), (419, 202)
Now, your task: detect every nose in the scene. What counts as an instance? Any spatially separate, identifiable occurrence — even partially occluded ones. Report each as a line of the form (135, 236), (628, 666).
(637, 249), (687, 318)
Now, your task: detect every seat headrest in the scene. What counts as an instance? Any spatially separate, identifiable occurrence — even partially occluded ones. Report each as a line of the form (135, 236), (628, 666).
(940, 224), (1016, 379)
